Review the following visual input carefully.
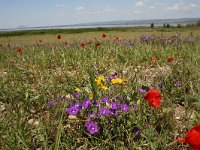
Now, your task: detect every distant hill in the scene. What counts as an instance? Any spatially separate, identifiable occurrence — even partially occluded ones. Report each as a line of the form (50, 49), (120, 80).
(0, 18), (199, 31)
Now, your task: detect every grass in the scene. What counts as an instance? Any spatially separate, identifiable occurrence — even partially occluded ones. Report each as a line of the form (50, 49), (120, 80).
(0, 27), (200, 150)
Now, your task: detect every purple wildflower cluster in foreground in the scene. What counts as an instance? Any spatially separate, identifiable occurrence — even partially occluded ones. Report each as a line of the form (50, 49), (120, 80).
(47, 73), (183, 135)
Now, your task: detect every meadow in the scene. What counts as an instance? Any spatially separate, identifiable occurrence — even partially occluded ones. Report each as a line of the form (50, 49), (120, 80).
(0, 27), (200, 150)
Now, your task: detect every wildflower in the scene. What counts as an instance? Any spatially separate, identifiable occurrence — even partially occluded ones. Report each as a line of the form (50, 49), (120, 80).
(81, 42), (86, 47)
(88, 39), (93, 44)
(89, 93), (93, 100)
(39, 40), (42, 43)
(139, 88), (147, 94)
(176, 81), (181, 87)
(99, 108), (111, 116)
(102, 33), (106, 38)
(150, 57), (157, 62)
(158, 83), (163, 88)
(82, 98), (92, 109)
(87, 113), (98, 119)
(85, 121), (99, 134)
(144, 89), (161, 108)
(110, 102), (117, 109)
(111, 78), (123, 84)
(75, 87), (81, 93)
(99, 85), (108, 91)
(133, 128), (140, 135)
(110, 109), (119, 116)
(151, 83), (157, 87)
(177, 124), (200, 150)
(95, 76), (105, 85)
(95, 41), (101, 47)
(66, 105), (80, 115)
(120, 104), (129, 112)
(64, 42), (68, 45)
(57, 34), (61, 39)
(167, 57), (175, 62)
(102, 97), (109, 103)
(73, 92), (79, 99)
(0, 44), (2, 47)
(48, 101), (57, 106)
(17, 48), (23, 53)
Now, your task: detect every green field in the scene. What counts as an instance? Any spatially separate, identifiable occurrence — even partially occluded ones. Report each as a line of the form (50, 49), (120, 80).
(0, 27), (200, 150)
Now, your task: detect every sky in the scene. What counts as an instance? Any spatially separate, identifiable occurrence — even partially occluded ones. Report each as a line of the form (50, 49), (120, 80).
(0, 0), (200, 29)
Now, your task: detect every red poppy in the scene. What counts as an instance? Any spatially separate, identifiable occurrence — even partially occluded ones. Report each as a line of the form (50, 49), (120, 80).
(95, 41), (101, 47)
(150, 57), (157, 62)
(0, 44), (2, 47)
(177, 125), (200, 150)
(102, 33), (106, 38)
(115, 37), (120, 41)
(57, 34), (61, 39)
(64, 42), (68, 45)
(144, 89), (161, 108)
(81, 42), (85, 47)
(88, 39), (93, 44)
(167, 57), (175, 62)
(17, 48), (23, 53)
(39, 40), (42, 43)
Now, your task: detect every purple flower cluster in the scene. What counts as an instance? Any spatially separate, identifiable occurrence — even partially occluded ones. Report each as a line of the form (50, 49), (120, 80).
(85, 121), (99, 134)
(66, 104), (80, 115)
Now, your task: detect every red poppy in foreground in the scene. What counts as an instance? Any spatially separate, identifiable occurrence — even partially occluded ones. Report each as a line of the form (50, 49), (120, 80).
(17, 48), (23, 53)
(81, 42), (85, 47)
(102, 33), (106, 38)
(167, 57), (175, 62)
(88, 39), (93, 44)
(57, 34), (61, 39)
(177, 125), (200, 150)
(144, 89), (161, 108)
(150, 57), (157, 62)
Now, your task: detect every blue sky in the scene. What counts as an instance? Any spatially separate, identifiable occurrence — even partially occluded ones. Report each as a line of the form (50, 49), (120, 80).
(0, 0), (200, 29)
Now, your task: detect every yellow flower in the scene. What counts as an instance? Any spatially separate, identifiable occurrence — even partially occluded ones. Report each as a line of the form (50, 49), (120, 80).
(95, 76), (105, 86)
(99, 85), (108, 91)
(111, 78), (123, 84)
(89, 93), (94, 100)
(75, 87), (81, 93)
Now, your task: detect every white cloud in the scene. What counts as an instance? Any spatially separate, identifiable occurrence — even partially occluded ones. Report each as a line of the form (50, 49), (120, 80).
(166, 3), (200, 10)
(135, 1), (144, 7)
(75, 6), (85, 11)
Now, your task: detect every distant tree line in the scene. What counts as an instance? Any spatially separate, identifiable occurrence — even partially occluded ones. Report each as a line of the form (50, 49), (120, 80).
(150, 19), (200, 28)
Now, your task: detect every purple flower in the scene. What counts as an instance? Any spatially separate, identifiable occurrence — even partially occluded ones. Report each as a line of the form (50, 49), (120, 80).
(133, 104), (137, 109)
(99, 108), (111, 116)
(87, 113), (98, 119)
(48, 101), (57, 106)
(133, 128), (140, 135)
(85, 121), (99, 134)
(110, 109), (119, 116)
(176, 81), (181, 87)
(102, 97), (109, 103)
(139, 88), (147, 94)
(73, 92), (80, 99)
(110, 102), (117, 109)
(93, 101), (99, 106)
(82, 98), (92, 109)
(66, 105), (80, 115)
(158, 83), (163, 88)
(151, 83), (157, 87)
(120, 104), (129, 112)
